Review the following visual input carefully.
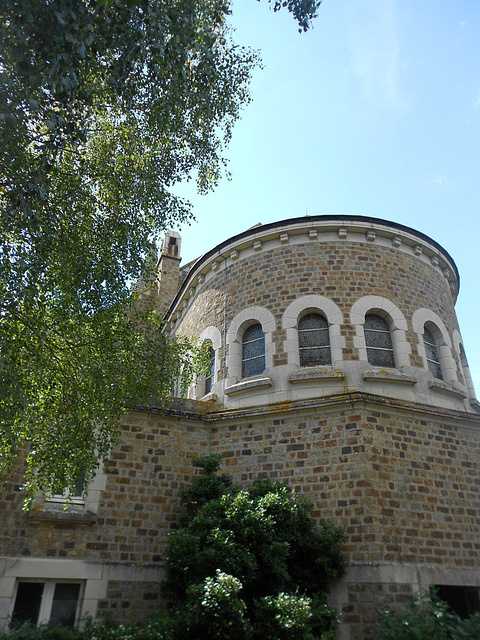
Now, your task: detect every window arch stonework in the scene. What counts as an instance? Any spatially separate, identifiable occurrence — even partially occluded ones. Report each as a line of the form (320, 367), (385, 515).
(281, 295), (345, 366)
(412, 309), (457, 383)
(195, 326), (222, 398)
(350, 296), (411, 368)
(226, 307), (276, 387)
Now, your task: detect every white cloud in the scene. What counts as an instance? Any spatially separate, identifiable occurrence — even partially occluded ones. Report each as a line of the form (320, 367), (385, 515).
(472, 90), (480, 109)
(428, 173), (449, 186)
(346, 0), (410, 112)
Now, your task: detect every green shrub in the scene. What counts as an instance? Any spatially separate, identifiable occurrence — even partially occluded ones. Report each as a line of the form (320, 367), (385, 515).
(376, 590), (480, 640)
(0, 623), (84, 640)
(179, 454), (234, 522)
(160, 456), (346, 640)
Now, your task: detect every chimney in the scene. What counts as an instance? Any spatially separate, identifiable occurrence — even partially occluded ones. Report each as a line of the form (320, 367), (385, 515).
(155, 231), (181, 315)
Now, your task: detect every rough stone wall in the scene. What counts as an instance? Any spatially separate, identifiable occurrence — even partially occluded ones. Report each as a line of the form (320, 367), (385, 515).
(205, 397), (480, 638)
(176, 240), (461, 375)
(0, 412), (208, 626)
(97, 579), (161, 623)
(0, 414), (207, 561)
(341, 581), (414, 639)
(208, 399), (480, 569)
(1, 397), (479, 635)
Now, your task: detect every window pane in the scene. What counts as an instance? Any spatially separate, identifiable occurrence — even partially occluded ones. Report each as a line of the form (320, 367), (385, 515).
(435, 585), (480, 619)
(367, 348), (396, 368)
(365, 315), (389, 331)
(300, 347), (331, 367)
(12, 582), (43, 627)
(205, 346), (215, 394)
(428, 360), (443, 380)
(423, 327), (442, 380)
(243, 324), (264, 343)
(298, 313), (328, 330)
(243, 355), (265, 378)
(364, 329), (393, 350)
(365, 314), (395, 367)
(73, 471), (86, 498)
(299, 328), (329, 348)
(424, 341), (438, 361)
(242, 324), (265, 377)
(49, 470), (85, 502)
(298, 314), (331, 366)
(243, 337), (265, 360)
(49, 583), (81, 628)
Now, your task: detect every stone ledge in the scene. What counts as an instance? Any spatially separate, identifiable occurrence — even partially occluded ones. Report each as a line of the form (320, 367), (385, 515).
(428, 379), (468, 399)
(469, 398), (480, 413)
(289, 368), (345, 383)
(362, 369), (417, 385)
(29, 504), (96, 524)
(199, 392), (218, 404)
(224, 376), (273, 396)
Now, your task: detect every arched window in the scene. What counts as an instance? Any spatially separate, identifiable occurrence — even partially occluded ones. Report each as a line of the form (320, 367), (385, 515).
(423, 327), (442, 380)
(298, 313), (331, 366)
(242, 324), (265, 378)
(204, 344), (215, 394)
(365, 314), (395, 367)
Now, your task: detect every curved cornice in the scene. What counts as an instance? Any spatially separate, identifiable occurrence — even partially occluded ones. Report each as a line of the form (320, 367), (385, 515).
(167, 215), (460, 325)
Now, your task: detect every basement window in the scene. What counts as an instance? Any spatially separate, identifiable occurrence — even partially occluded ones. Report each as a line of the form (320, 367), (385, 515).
(11, 580), (83, 628)
(434, 585), (480, 618)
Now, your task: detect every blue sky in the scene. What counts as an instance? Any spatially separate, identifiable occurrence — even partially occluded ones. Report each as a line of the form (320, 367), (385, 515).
(175, 0), (480, 393)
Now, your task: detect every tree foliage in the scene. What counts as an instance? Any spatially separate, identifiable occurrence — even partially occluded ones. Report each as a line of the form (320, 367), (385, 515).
(0, 0), (258, 500)
(160, 455), (345, 639)
(264, 0), (321, 32)
(0, 0), (318, 499)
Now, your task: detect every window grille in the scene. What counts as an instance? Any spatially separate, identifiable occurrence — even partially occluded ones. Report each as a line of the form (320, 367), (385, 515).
(298, 313), (331, 366)
(364, 314), (395, 367)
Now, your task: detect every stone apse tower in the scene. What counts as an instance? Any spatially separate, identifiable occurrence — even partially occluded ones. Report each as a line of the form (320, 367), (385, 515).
(165, 215), (480, 638)
(0, 215), (478, 640)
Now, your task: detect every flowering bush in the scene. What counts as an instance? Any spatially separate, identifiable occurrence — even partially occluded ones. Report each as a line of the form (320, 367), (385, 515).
(183, 571), (250, 640)
(160, 455), (345, 640)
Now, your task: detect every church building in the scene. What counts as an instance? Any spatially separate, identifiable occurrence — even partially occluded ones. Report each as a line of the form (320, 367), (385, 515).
(1, 215), (479, 640)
